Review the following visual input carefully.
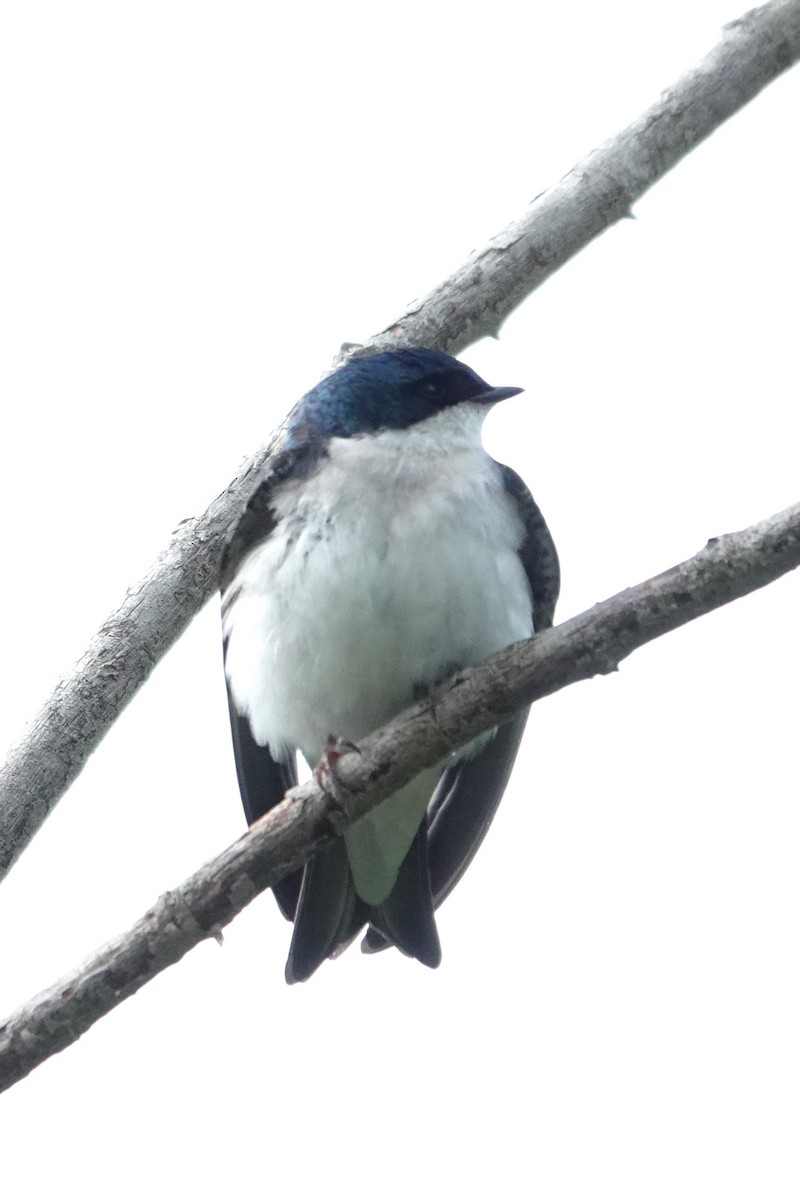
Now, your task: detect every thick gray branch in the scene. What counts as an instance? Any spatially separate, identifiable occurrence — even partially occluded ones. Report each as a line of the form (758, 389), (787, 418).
(1, 0), (798, 880)
(1, 499), (798, 1094)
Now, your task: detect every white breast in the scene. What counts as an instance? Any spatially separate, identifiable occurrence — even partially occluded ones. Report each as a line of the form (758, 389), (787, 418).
(223, 403), (533, 765)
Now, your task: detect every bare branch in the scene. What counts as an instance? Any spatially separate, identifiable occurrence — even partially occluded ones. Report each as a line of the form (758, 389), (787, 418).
(2, 499), (798, 1094)
(1, 0), (798, 879)
(364, 0), (800, 356)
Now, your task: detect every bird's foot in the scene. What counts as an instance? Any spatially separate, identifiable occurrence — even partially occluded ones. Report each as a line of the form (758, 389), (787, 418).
(314, 736), (360, 811)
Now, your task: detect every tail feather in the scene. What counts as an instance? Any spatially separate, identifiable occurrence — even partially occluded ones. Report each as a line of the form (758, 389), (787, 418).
(366, 818), (441, 968)
(285, 841), (357, 984)
(286, 819), (441, 980)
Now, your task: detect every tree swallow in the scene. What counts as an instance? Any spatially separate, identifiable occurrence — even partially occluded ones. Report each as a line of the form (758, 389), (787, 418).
(221, 348), (559, 983)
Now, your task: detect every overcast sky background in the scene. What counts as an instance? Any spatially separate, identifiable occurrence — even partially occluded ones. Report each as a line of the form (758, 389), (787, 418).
(1, 2), (798, 1196)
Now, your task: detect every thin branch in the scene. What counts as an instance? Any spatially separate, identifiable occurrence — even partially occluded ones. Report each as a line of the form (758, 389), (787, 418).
(2, 499), (799, 1094)
(0, 1), (798, 882)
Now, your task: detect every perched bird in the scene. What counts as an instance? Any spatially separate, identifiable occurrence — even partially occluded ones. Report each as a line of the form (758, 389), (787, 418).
(221, 347), (559, 983)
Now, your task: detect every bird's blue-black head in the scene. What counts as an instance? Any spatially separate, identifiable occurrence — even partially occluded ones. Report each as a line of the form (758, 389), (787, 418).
(285, 348), (522, 445)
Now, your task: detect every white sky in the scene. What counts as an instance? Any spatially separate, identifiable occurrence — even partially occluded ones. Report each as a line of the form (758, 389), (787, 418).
(1, 2), (798, 1196)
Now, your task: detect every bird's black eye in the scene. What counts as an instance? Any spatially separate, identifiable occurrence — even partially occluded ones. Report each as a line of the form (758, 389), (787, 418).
(404, 366), (487, 411)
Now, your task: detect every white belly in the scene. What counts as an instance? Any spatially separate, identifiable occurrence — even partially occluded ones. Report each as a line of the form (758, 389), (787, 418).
(223, 410), (533, 765)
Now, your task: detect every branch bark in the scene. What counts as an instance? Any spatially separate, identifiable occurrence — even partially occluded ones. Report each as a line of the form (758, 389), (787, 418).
(1, 499), (799, 1094)
(364, 0), (800, 356)
(0, 0), (798, 882)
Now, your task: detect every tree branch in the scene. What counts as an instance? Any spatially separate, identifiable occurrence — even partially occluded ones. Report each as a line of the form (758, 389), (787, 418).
(2, 499), (798, 1094)
(364, 0), (800, 356)
(0, 1), (798, 882)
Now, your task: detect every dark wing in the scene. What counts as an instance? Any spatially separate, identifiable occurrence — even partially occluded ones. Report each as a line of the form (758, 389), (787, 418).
(500, 463), (561, 634)
(222, 443), (320, 924)
(225, 690), (301, 920)
(361, 464), (559, 954)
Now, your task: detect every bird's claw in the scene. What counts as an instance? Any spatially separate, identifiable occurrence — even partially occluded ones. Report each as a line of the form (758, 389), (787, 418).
(314, 736), (360, 808)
